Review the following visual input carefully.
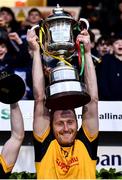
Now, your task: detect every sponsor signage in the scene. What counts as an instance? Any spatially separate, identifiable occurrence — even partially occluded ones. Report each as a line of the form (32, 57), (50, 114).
(97, 146), (122, 171)
(76, 101), (122, 131)
(0, 101), (34, 131)
(0, 101), (122, 131)
(98, 101), (122, 131)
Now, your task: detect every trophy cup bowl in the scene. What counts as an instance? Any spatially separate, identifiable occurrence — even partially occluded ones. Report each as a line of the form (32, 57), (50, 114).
(43, 5), (77, 59)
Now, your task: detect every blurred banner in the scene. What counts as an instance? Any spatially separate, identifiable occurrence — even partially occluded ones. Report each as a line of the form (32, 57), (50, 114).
(12, 6), (81, 21)
(26, 0), (47, 6)
(0, 101), (122, 131)
(0, 0), (46, 7)
(0, 145), (122, 172)
(0, 0), (17, 7)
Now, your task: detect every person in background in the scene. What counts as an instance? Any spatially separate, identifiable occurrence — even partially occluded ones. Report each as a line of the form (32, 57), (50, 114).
(0, 27), (33, 100)
(96, 33), (122, 100)
(92, 35), (112, 66)
(0, 103), (24, 179)
(26, 8), (43, 27)
(0, 7), (21, 33)
(27, 26), (99, 179)
(20, 8), (43, 42)
(95, 35), (112, 58)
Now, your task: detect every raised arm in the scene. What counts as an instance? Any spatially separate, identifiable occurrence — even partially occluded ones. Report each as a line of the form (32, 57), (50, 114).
(76, 29), (99, 136)
(27, 29), (50, 137)
(1, 103), (24, 166)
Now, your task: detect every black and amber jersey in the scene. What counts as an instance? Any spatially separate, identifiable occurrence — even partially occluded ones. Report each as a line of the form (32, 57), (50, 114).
(0, 155), (13, 179)
(33, 125), (99, 179)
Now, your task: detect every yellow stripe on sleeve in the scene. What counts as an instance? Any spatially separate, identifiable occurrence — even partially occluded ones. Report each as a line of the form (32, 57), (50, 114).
(0, 155), (14, 173)
(33, 126), (50, 143)
(82, 125), (98, 142)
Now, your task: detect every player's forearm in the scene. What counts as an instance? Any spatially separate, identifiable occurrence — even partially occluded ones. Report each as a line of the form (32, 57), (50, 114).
(32, 50), (45, 101)
(84, 52), (98, 101)
(10, 103), (24, 141)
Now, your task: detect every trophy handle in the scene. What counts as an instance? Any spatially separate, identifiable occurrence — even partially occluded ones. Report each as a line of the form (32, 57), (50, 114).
(30, 23), (46, 54)
(78, 18), (89, 30)
(31, 24), (40, 30)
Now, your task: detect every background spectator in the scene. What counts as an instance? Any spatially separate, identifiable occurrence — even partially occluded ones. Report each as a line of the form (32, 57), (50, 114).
(95, 35), (112, 57)
(0, 27), (33, 100)
(96, 33), (122, 100)
(0, 7), (21, 33)
(20, 8), (43, 42)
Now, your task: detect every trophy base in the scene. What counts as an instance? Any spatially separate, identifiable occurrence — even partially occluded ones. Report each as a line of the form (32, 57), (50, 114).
(45, 91), (91, 110)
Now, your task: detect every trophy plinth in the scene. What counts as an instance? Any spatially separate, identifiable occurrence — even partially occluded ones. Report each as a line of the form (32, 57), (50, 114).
(45, 62), (91, 110)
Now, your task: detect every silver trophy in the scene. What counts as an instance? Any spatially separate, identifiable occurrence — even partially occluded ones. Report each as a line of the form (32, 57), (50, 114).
(32, 4), (91, 110)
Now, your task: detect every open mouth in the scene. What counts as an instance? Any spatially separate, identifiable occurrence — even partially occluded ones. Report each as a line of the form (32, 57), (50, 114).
(118, 47), (122, 51)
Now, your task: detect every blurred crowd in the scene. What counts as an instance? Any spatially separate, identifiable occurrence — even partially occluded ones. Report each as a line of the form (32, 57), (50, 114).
(0, 0), (122, 101)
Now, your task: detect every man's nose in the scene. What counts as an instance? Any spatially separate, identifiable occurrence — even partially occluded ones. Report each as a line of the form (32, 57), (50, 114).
(63, 123), (69, 131)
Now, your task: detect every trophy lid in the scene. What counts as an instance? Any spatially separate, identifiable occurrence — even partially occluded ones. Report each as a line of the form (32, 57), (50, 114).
(45, 4), (77, 24)
(53, 4), (63, 14)
(0, 67), (25, 104)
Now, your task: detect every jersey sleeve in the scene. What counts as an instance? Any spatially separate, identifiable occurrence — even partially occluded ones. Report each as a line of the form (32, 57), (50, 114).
(0, 155), (13, 178)
(77, 126), (99, 160)
(33, 127), (54, 162)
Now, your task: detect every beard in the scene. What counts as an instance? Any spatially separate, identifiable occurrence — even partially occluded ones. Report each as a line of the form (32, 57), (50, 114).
(56, 131), (77, 147)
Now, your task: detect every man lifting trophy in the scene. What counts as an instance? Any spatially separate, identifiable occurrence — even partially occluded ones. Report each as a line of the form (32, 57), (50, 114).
(31, 4), (91, 110)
